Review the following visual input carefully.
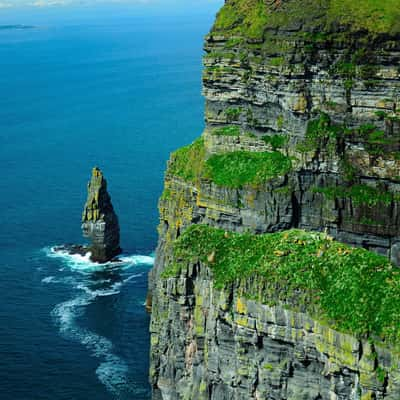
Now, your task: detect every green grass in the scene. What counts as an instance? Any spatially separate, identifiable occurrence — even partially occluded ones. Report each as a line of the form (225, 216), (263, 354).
(164, 225), (400, 346)
(328, 0), (400, 35)
(204, 151), (292, 188)
(225, 107), (242, 122)
(212, 125), (241, 137)
(268, 56), (285, 67)
(212, 0), (400, 40)
(313, 184), (399, 207)
(167, 138), (292, 188)
(261, 134), (288, 150)
(297, 113), (342, 153)
(212, 0), (268, 39)
(167, 137), (205, 183)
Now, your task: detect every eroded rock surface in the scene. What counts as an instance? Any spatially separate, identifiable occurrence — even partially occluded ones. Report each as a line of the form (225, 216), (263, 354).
(81, 167), (121, 263)
(149, 1), (400, 398)
(150, 262), (400, 400)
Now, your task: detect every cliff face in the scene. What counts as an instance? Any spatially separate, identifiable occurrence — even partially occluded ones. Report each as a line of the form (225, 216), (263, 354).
(151, 260), (400, 400)
(149, 1), (400, 399)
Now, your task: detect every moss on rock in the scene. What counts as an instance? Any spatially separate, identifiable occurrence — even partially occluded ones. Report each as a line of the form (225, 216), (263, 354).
(165, 225), (400, 348)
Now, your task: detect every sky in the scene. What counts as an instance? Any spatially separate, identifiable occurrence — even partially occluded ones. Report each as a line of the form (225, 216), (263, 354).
(0, 0), (223, 23)
(0, 0), (222, 9)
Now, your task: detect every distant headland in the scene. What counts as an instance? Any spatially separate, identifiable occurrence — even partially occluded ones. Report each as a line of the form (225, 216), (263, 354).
(0, 25), (36, 31)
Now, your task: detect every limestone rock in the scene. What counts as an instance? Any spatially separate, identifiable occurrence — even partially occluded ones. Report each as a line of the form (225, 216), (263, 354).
(150, 261), (400, 400)
(81, 167), (121, 263)
(149, 0), (400, 398)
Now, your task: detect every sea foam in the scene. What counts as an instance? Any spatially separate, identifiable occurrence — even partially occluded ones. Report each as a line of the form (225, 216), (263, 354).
(45, 246), (154, 396)
(52, 293), (133, 396)
(45, 246), (154, 273)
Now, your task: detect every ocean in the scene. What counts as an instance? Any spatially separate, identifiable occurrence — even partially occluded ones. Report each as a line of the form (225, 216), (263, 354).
(0, 6), (218, 399)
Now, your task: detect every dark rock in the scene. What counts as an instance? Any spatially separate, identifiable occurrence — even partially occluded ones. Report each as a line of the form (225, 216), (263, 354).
(81, 167), (121, 263)
(149, 1), (400, 398)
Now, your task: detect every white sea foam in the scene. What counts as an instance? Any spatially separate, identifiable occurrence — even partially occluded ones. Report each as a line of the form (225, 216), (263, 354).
(96, 357), (129, 395)
(41, 276), (55, 283)
(122, 273), (142, 284)
(45, 246), (154, 396)
(52, 293), (132, 396)
(76, 282), (121, 297)
(42, 275), (77, 285)
(119, 254), (154, 266)
(45, 246), (155, 273)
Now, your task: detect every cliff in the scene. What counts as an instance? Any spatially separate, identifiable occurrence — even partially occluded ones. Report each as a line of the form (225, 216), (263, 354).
(149, 1), (400, 398)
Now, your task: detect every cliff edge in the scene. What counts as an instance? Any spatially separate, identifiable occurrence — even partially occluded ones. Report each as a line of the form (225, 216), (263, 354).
(149, 1), (400, 399)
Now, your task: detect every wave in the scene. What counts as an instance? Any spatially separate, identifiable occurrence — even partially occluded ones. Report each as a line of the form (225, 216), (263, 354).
(44, 246), (154, 273)
(44, 246), (154, 397)
(52, 293), (133, 396)
(41, 275), (77, 285)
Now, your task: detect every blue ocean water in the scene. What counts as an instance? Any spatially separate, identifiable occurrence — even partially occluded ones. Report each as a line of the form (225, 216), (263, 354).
(0, 7), (217, 399)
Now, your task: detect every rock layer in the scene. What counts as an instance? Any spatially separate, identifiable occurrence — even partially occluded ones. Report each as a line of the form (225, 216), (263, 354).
(82, 167), (121, 263)
(150, 261), (400, 400)
(149, 1), (400, 398)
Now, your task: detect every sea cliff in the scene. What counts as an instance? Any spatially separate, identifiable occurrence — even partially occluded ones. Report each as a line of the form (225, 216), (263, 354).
(148, 1), (400, 398)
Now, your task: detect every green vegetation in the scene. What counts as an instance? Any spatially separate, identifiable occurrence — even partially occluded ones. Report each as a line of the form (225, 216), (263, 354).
(345, 123), (399, 155)
(212, 0), (400, 39)
(167, 138), (205, 183)
(312, 184), (400, 207)
(225, 107), (242, 122)
(261, 134), (288, 150)
(212, 0), (268, 39)
(225, 37), (244, 48)
(263, 363), (274, 371)
(203, 66), (236, 80)
(212, 125), (241, 136)
(160, 188), (172, 201)
(297, 113), (341, 153)
(164, 225), (400, 346)
(276, 115), (284, 130)
(339, 157), (359, 182)
(328, 0), (400, 35)
(204, 151), (292, 188)
(168, 137), (292, 188)
(297, 113), (399, 158)
(268, 56), (285, 67)
(204, 51), (236, 60)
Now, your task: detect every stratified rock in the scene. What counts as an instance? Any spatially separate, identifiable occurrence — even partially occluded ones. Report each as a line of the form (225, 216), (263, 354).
(81, 167), (121, 263)
(148, 1), (400, 399)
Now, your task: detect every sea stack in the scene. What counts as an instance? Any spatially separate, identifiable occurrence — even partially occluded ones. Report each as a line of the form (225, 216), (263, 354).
(81, 167), (121, 263)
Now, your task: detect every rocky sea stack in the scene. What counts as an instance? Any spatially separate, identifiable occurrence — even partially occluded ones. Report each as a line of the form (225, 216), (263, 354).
(81, 167), (121, 263)
(148, 1), (400, 399)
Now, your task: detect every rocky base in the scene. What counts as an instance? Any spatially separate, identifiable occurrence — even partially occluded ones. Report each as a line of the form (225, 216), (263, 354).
(53, 244), (122, 263)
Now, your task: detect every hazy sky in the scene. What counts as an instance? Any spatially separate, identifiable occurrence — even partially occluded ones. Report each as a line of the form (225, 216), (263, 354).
(0, 0), (222, 8)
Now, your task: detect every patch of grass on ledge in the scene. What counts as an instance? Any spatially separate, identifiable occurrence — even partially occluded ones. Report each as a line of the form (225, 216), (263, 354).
(262, 134), (288, 150)
(212, 125), (241, 136)
(312, 184), (400, 207)
(165, 225), (400, 346)
(167, 137), (205, 183)
(167, 138), (291, 188)
(204, 151), (292, 188)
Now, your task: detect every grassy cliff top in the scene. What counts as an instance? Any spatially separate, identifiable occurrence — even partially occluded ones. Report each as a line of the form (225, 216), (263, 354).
(212, 0), (400, 39)
(165, 225), (400, 347)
